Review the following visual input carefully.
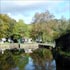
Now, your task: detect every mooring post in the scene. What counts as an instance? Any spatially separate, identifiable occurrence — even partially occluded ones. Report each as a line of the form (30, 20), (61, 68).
(17, 39), (20, 52)
(2, 49), (4, 54)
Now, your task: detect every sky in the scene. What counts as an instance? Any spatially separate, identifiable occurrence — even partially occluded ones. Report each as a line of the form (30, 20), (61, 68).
(0, 0), (70, 24)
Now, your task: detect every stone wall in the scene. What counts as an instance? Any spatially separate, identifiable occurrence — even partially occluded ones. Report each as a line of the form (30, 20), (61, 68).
(0, 43), (39, 50)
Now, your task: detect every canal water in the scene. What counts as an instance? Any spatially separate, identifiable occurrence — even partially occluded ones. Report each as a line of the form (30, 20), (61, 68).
(0, 48), (68, 70)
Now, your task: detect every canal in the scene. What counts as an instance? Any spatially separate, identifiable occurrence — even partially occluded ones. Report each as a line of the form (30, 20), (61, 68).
(0, 48), (69, 70)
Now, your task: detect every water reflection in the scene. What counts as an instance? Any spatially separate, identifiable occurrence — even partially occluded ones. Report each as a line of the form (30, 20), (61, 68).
(11, 67), (19, 70)
(25, 57), (56, 70)
(25, 57), (35, 70)
(0, 50), (29, 70)
(0, 49), (56, 70)
(30, 48), (56, 70)
(0, 51), (16, 70)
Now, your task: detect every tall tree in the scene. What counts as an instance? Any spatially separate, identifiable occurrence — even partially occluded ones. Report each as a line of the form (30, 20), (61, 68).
(30, 11), (70, 42)
(0, 14), (16, 38)
(13, 19), (28, 38)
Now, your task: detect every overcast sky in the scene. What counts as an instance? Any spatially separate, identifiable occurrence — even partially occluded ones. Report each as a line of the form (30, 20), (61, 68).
(0, 0), (70, 24)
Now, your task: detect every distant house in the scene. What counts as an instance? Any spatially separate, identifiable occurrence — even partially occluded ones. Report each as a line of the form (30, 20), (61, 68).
(55, 33), (70, 52)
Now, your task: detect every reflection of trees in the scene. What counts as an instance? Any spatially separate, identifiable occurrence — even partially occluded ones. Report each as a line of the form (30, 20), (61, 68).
(0, 50), (15, 70)
(0, 50), (29, 70)
(14, 54), (29, 70)
(30, 48), (53, 70)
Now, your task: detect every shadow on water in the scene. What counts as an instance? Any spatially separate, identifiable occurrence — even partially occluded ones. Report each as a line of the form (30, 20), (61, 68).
(0, 48), (69, 70)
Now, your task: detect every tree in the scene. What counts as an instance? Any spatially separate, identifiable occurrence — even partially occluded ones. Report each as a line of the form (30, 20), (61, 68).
(30, 11), (70, 42)
(13, 19), (28, 38)
(31, 10), (54, 42)
(0, 14), (16, 38)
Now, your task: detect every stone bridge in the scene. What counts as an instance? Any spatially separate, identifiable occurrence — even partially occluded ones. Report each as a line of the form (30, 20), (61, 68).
(0, 43), (39, 53)
(0, 43), (55, 53)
